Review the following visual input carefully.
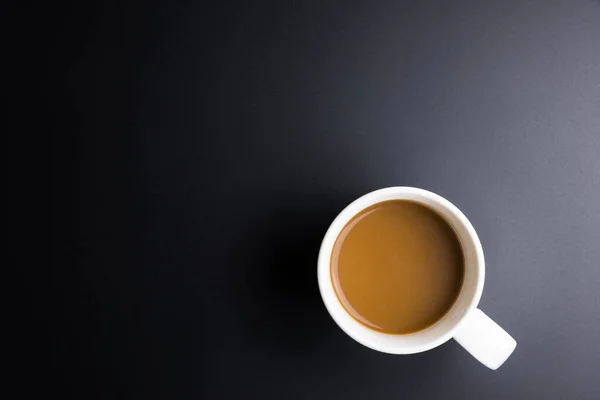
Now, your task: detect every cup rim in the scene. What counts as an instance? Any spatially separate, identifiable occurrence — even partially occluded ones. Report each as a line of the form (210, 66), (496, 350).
(317, 187), (485, 354)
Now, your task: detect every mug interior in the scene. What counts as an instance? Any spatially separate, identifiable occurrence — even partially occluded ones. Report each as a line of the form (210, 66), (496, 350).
(317, 187), (484, 354)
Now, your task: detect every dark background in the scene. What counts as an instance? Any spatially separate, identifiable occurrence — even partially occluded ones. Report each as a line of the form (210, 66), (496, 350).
(37, 0), (600, 398)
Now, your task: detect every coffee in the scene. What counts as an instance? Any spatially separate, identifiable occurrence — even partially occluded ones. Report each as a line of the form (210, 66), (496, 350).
(331, 200), (464, 334)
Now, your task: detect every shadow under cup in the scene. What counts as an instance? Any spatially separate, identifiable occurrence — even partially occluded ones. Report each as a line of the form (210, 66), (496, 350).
(317, 187), (484, 354)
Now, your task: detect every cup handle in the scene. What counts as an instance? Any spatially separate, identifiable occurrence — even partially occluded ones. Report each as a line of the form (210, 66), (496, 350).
(453, 308), (517, 369)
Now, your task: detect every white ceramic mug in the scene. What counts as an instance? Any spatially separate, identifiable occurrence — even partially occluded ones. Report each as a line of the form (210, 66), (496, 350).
(317, 187), (516, 369)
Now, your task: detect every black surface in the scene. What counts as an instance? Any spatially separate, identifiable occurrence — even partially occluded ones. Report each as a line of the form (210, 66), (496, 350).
(43, 1), (600, 398)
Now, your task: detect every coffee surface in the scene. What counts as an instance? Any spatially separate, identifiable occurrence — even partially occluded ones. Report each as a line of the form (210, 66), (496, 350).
(331, 200), (464, 334)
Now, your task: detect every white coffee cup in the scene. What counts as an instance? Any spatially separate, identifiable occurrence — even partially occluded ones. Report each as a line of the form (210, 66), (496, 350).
(317, 187), (516, 369)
